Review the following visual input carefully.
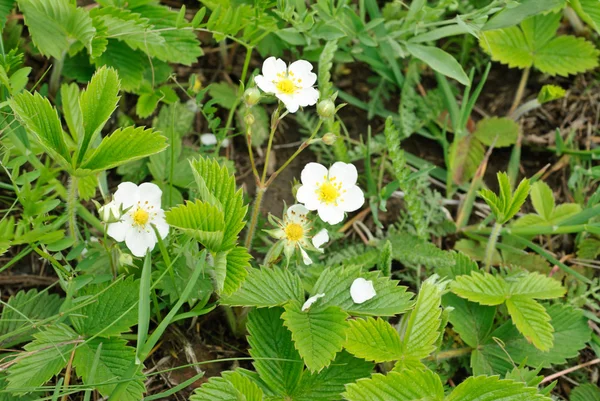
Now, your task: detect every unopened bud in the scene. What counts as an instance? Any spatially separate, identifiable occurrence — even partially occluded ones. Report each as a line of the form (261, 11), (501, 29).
(317, 99), (335, 118)
(244, 113), (255, 126)
(119, 252), (134, 267)
(99, 201), (120, 223)
(243, 87), (261, 107)
(322, 132), (337, 145)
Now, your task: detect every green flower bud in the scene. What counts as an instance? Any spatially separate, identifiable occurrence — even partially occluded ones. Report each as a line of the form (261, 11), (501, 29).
(244, 113), (255, 126)
(317, 99), (335, 118)
(322, 132), (337, 145)
(243, 87), (261, 107)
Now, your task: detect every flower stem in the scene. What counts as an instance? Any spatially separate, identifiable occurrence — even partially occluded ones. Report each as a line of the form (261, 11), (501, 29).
(260, 104), (282, 183)
(49, 54), (65, 97)
(508, 66), (530, 116)
(223, 45), (254, 136)
(244, 186), (265, 251)
(67, 175), (79, 241)
(484, 222), (502, 271)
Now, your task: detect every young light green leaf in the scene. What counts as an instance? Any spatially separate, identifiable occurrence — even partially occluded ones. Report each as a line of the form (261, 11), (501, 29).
(446, 375), (551, 401)
(77, 66), (121, 164)
(534, 36), (599, 77)
(507, 272), (565, 299)
(73, 337), (145, 401)
(343, 369), (444, 401)
(537, 84), (565, 104)
(506, 296), (553, 351)
(405, 43), (469, 85)
(79, 126), (167, 172)
(529, 181), (554, 220)
(282, 302), (349, 372)
(70, 278), (139, 337)
(220, 267), (304, 307)
(165, 200), (225, 251)
(246, 307), (303, 397)
(344, 317), (403, 362)
(6, 324), (78, 393)
(60, 83), (84, 142)
(451, 271), (508, 306)
(473, 117), (519, 148)
(9, 91), (71, 166)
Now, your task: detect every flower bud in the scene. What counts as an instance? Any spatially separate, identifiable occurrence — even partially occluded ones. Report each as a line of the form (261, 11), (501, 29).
(243, 87), (261, 107)
(244, 113), (255, 126)
(317, 99), (335, 118)
(322, 132), (337, 145)
(119, 251), (134, 267)
(99, 201), (120, 223)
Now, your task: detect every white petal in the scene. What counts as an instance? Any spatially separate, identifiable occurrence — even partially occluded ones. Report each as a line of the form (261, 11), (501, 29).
(301, 162), (328, 187)
(125, 229), (157, 257)
(99, 201), (119, 222)
(107, 221), (129, 242)
(329, 162), (358, 188)
(339, 185), (365, 212)
(138, 182), (162, 207)
(113, 182), (139, 209)
(350, 278), (376, 304)
(287, 204), (309, 223)
(302, 293), (325, 311)
(221, 138), (230, 147)
(317, 204), (345, 225)
(288, 60), (317, 87)
(312, 229), (329, 249)
(200, 133), (218, 146)
(295, 87), (319, 107)
(276, 93), (300, 113)
(296, 185), (320, 210)
(254, 75), (276, 94)
(152, 213), (169, 239)
(262, 56), (286, 80)
(300, 247), (312, 265)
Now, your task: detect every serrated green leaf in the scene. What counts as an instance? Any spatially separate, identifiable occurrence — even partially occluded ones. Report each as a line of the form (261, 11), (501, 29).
(220, 371), (263, 401)
(311, 266), (413, 316)
(446, 375), (551, 401)
(521, 12), (561, 49)
(60, 83), (84, 142)
(136, 92), (161, 118)
(0, 0), (15, 29)
(19, 0), (96, 59)
(292, 351), (373, 401)
(343, 369), (444, 401)
(93, 39), (147, 91)
(73, 337), (145, 401)
(344, 317), (402, 362)
(0, 289), (63, 347)
(220, 267), (303, 307)
(534, 36), (599, 77)
(451, 271), (508, 306)
(529, 181), (554, 220)
(165, 200), (225, 251)
(573, 0), (600, 33)
(79, 126), (167, 173)
(570, 383), (600, 401)
(6, 324), (78, 393)
(220, 246), (250, 296)
(537, 84), (565, 104)
(246, 307), (303, 396)
(481, 27), (533, 69)
(443, 293), (495, 348)
(282, 302), (349, 372)
(474, 117), (519, 148)
(506, 296), (553, 351)
(9, 91), (71, 166)
(507, 272), (565, 299)
(191, 372), (263, 401)
(70, 278), (139, 337)
(405, 43), (469, 85)
(506, 177), (531, 221)
(388, 231), (456, 269)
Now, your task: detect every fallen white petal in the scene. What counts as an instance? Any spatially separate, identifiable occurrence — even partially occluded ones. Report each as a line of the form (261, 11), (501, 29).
(350, 278), (376, 304)
(302, 293), (325, 311)
(200, 133), (218, 146)
(312, 229), (329, 249)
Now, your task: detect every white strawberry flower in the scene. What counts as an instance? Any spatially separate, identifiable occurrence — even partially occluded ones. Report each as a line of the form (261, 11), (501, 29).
(254, 57), (319, 113)
(296, 162), (365, 225)
(104, 182), (169, 257)
(350, 278), (376, 304)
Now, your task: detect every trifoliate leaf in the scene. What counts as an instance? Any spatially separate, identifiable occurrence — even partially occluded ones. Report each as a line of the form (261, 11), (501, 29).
(311, 266), (413, 316)
(70, 277), (139, 337)
(0, 289), (63, 348)
(451, 271), (509, 306)
(506, 296), (554, 351)
(292, 352), (373, 401)
(507, 272), (565, 299)
(220, 267), (304, 307)
(534, 36), (600, 77)
(73, 337), (145, 401)
(344, 317), (403, 363)
(165, 200), (225, 251)
(282, 301), (349, 372)
(446, 375), (551, 401)
(246, 307), (303, 396)
(79, 126), (167, 173)
(473, 117), (519, 148)
(443, 293), (495, 348)
(343, 369), (444, 401)
(6, 324), (78, 393)
(537, 84), (565, 104)
(19, 0), (96, 59)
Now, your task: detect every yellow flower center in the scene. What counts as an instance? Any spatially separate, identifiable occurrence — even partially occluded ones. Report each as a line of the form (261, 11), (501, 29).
(276, 78), (297, 95)
(285, 223), (304, 242)
(132, 208), (149, 226)
(317, 181), (341, 204)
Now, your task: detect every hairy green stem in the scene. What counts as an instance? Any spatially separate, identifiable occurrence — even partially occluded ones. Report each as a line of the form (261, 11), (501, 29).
(484, 222), (503, 271)
(49, 54), (65, 97)
(244, 186), (265, 251)
(67, 175), (79, 241)
(223, 45), (254, 136)
(508, 66), (530, 116)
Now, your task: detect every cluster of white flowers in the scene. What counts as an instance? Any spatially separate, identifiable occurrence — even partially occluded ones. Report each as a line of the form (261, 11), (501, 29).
(99, 182), (168, 257)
